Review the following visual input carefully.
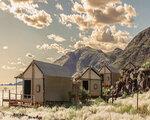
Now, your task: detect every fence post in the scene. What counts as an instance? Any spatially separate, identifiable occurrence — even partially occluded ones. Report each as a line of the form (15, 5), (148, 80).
(112, 91), (114, 104)
(137, 89), (139, 113)
(8, 90), (10, 107)
(21, 94), (23, 106)
(2, 90), (4, 106)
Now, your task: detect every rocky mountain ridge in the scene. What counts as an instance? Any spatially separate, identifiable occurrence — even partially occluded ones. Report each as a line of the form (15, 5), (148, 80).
(54, 27), (150, 74)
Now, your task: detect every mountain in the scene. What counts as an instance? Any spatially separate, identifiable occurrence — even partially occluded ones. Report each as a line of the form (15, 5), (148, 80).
(54, 46), (109, 75)
(54, 27), (150, 73)
(107, 48), (123, 63)
(113, 27), (150, 68)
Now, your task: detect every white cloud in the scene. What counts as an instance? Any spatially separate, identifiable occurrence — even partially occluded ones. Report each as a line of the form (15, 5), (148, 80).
(2, 65), (16, 70)
(26, 53), (35, 59)
(59, 14), (73, 29)
(0, 0), (52, 29)
(22, 10), (52, 29)
(6, 58), (27, 71)
(47, 34), (66, 42)
(2, 46), (8, 50)
(55, 3), (63, 11)
(0, 0), (9, 11)
(60, 2), (136, 30)
(10, 0), (33, 4)
(36, 43), (69, 54)
(19, 67), (26, 71)
(10, 0), (47, 4)
(8, 61), (26, 66)
(59, 0), (136, 52)
(85, 0), (120, 8)
(74, 26), (131, 52)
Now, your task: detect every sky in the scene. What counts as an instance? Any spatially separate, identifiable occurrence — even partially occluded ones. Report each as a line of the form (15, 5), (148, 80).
(0, 0), (150, 83)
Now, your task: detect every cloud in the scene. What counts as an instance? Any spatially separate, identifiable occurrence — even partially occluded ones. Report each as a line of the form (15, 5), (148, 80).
(10, 0), (33, 4)
(2, 46), (8, 50)
(22, 10), (52, 29)
(19, 67), (26, 71)
(59, 14), (73, 28)
(59, 0), (136, 52)
(8, 61), (26, 66)
(85, 0), (120, 8)
(91, 4), (136, 27)
(60, 1), (136, 30)
(47, 34), (66, 42)
(2, 65), (16, 70)
(59, 14), (91, 31)
(36, 43), (69, 54)
(55, 3), (63, 11)
(6, 58), (27, 71)
(0, 0), (9, 11)
(0, 0), (52, 29)
(26, 53), (35, 59)
(10, 0), (47, 4)
(74, 26), (131, 52)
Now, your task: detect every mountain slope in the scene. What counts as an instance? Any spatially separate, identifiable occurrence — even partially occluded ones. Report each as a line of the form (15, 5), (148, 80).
(107, 48), (124, 63)
(113, 27), (150, 68)
(54, 27), (150, 73)
(54, 46), (109, 74)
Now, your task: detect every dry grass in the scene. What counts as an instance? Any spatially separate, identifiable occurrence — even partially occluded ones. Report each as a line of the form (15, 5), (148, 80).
(0, 87), (150, 120)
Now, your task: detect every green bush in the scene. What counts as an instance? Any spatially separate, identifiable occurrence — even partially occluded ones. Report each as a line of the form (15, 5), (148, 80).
(94, 98), (105, 105)
(79, 88), (90, 104)
(142, 60), (150, 69)
(117, 105), (135, 114)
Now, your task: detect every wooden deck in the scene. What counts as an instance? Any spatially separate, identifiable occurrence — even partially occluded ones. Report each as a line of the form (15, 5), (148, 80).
(1, 90), (41, 107)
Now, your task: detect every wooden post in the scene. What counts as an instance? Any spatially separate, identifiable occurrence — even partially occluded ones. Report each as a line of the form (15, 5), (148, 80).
(2, 90), (4, 106)
(21, 94), (23, 106)
(32, 62), (34, 103)
(101, 79), (103, 98)
(137, 91), (139, 112)
(9, 90), (10, 107)
(112, 91), (114, 104)
(137, 79), (139, 113)
(89, 67), (91, 96)
(15, 78), (17, 100)
(137, 85), (139, 113)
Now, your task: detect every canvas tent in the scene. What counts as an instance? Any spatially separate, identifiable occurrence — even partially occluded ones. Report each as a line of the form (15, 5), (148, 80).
(19, 60), (72, 105)
(73, 67), (102, 97)
(99, 64), (120, 87)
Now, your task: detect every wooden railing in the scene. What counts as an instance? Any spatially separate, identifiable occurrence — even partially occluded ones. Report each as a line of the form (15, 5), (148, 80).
(1, 90), (35, 107)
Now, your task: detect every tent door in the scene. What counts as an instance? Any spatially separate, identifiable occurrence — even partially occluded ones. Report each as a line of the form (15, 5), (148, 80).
(83, 81), (89, 90)
(24, 80), (31, 98)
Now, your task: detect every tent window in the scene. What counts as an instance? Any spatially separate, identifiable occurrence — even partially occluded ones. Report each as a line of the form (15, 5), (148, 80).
(83, 81), (88, 90)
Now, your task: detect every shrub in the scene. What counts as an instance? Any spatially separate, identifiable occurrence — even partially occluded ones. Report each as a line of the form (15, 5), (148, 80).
(138, 104), (150, 116)
(78, 88), (90, 104)
(93, 98), (105, 105)
(116, 105), (135, 114)
(142, 60), (150, 69)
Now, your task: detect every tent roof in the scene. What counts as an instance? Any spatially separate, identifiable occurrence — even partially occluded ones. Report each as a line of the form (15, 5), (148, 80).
(33, 60), (72, 78)
(99, 64), (119, 73)
(73, 67), (101, 80)
(34, 60), (71, 78)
